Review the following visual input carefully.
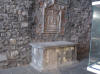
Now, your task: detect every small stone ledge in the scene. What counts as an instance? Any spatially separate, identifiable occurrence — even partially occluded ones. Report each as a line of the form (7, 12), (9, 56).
(30, 41), (77, 48)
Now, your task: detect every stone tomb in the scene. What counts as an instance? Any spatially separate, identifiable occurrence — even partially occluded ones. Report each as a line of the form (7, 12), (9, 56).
(30, 41), (77, 71)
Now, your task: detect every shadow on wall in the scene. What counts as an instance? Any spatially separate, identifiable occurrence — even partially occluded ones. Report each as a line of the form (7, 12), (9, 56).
(28, 0), (36, 38)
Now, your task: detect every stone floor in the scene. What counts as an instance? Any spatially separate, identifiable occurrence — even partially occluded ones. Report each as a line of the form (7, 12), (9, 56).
(0, 59), (94, 74)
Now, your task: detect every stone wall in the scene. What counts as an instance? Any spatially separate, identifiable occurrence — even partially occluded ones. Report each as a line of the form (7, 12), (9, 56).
(0, 0), (33, 68)
(66, 0), (92, 60)
(0, 0), (92, 69)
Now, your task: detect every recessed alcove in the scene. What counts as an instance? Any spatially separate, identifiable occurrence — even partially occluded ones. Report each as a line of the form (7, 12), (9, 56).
(33, 0), (67, 34)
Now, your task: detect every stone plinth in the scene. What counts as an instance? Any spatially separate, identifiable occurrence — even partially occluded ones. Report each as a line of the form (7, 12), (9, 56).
(30, 41), (77, 71)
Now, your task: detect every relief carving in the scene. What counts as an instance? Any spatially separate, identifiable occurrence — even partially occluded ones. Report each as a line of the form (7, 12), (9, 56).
(34, 0), (67, 34)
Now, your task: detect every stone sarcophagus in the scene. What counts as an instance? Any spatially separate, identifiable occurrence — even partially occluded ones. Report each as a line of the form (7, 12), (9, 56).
(30, 41), (77, 71)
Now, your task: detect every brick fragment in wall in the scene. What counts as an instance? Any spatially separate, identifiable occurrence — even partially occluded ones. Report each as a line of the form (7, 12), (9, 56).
(0, 53), (7, 62)
(17, 9), (22, 15)
(6, 32), (11, 38)
(7, 50), (19, 59)
(0, 61), (8, 67)
(21, 22), (28, 28)
(3, 40), (9, 46)
(10, 39), (16, 45)
(22, 11), (28, 16)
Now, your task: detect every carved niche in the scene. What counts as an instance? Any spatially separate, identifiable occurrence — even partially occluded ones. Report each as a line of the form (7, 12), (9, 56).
(34, 0), (67, 34)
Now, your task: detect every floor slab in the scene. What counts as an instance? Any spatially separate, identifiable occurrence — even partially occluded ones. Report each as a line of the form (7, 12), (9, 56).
(0, 59), (94, 74)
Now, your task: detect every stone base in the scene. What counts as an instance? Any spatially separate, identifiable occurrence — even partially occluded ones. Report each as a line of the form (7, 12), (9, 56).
(30, 41), (77, 71)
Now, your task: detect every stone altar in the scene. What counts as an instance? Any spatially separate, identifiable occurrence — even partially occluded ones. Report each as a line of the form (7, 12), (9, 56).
(30, 41), (77, 71)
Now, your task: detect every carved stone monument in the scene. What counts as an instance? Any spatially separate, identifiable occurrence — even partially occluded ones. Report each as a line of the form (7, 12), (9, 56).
(34, 0), (67, 34)
(30, 41), (77, 71)
(30, 0), (77, 71)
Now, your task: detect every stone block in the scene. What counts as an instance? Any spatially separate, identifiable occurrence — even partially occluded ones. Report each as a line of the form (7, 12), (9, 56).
(0, 54), (7, 62)
(30, 41), (77, 71)
(10, 39), (16, 45)
(7, 50), (19, 59)
(21, 22), (28, 28)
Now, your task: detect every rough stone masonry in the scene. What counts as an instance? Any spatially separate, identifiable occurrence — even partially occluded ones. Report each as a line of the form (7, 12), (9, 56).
(0, 0), (92, 68)
(0, 0), (32, 68)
